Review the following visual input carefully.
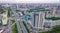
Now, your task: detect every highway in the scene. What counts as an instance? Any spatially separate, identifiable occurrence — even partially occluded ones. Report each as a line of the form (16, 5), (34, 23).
(19, 18), (28, 33)
(15, 13), (28, 33)
(7, 18), (12, 33)
(16, 20), (22, 33)
(3, 8), (29, 33)
(14, 12), (22, 33)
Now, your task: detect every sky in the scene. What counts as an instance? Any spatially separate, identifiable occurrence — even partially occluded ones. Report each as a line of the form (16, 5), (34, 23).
(0, 0), (60, 3)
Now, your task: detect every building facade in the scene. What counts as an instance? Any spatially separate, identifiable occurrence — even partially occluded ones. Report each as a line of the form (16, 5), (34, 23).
(31, 12), (45, 29)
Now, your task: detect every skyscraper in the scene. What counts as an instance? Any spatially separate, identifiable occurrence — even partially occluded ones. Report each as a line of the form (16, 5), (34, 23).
(51, 7), (56, 17)
(31, 12), (45, 29)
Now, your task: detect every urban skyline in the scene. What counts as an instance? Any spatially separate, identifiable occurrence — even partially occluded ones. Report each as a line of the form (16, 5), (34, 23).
(0, 3), (60, 33)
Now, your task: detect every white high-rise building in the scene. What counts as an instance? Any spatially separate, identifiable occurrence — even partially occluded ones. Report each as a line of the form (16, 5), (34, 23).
(31, 12), (45, 29)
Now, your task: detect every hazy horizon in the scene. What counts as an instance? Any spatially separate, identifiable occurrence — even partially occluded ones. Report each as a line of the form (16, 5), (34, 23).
(0, 0), (60, 3)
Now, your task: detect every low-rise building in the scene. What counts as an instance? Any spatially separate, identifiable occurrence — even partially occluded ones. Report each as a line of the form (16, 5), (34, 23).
(0, 11), (8, 25)
(45, 20), (60, 27)
(2, 11), (8, 25)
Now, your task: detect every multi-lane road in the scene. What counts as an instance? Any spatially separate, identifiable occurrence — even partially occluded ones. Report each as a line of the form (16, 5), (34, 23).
(20, 18), (28, 33)
(7, 18), (12, 33)
(3, 8), (30, 33)
(14, 11), (28, 33)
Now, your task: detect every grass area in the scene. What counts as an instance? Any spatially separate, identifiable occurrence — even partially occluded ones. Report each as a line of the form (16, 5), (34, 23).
(23, 21), (30, 33)
(12, 23), (18, 33)
(0, 8), (5, 13)
(11, 19), (18, 33)
(7, 7), (12, 17)
(39, 25), (60, 33)
(28, 8), (50, 13)
(45, 17), (60, 20)
(11, 19), (15, 24)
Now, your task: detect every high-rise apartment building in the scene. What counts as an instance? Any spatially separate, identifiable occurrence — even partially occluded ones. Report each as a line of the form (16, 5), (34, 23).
(31, 12), (45, 29)
(51, 7), (56, 17)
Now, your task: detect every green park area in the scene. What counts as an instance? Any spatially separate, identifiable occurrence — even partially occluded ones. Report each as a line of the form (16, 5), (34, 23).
(39, 25), (60, 33)
(11, 19), (15, 24)
(7, 8), (11, 17)
(45, 17), (60, 20)
(28, 8), (50, 13)
(12, 23), (18, 33)
(12, 19), (18, 33)
(0, 8), (5, 13)
(7, 7), (13, 17)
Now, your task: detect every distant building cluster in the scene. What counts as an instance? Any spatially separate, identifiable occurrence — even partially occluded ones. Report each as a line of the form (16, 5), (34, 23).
(0, 3), (60, 33)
